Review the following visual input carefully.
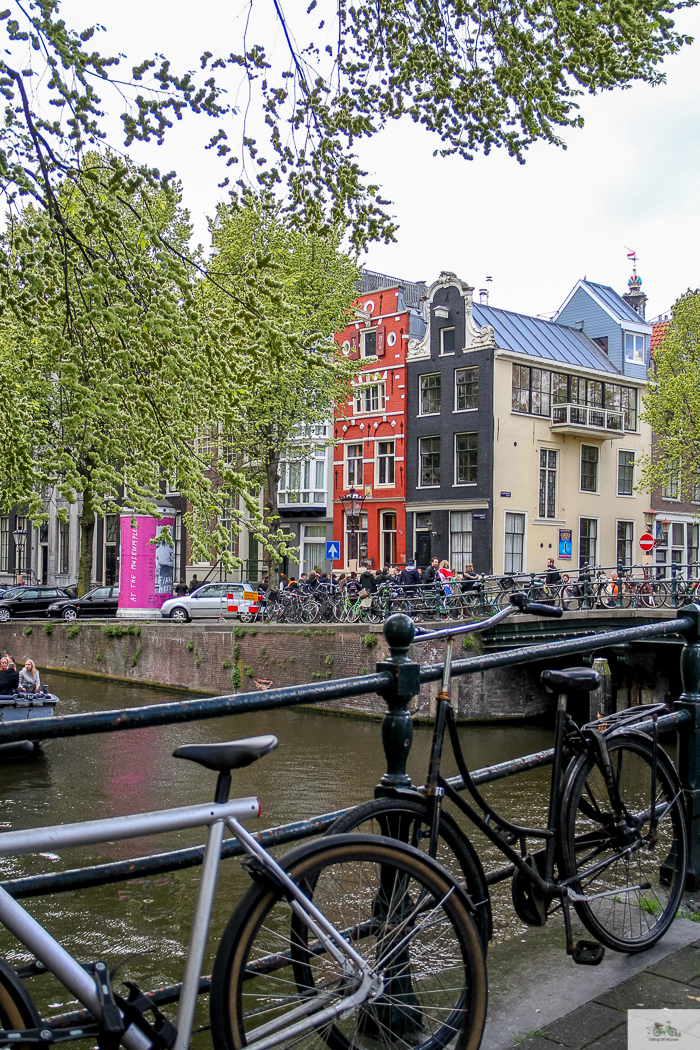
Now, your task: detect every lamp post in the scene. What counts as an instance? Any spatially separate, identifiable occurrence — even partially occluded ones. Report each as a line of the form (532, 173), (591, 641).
(12, 527), (27, 585)
(340, 486), (366, 568)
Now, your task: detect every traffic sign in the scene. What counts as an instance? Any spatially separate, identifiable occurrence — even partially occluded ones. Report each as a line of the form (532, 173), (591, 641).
(326, 540), (340, 561)
(639, 533), (655, 552)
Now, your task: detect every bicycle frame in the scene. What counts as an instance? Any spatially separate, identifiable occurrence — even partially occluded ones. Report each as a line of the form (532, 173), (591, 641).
(0, 796), (378, 1050)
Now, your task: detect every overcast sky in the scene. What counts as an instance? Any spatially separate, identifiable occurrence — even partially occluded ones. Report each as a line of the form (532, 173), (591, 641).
(63, 0), (700, 321)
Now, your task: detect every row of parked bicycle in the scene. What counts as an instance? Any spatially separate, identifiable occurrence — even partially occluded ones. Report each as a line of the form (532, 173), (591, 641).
(247, 565), (699, 624)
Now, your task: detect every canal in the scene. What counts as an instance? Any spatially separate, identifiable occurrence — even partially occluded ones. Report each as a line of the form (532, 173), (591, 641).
(0, 671), (557, 1045)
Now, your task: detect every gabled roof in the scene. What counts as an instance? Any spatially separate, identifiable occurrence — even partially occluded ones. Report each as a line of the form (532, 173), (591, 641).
(473, 303), (620, 374)
(651, 320), (670, 354)
(581, 280), (647, 325)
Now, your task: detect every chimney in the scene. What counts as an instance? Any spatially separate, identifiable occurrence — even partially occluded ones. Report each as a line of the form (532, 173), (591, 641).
(479, 288), (489, 305)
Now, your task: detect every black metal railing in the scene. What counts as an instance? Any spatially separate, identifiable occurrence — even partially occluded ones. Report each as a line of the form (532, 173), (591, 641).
(3, 605), (700, 1023)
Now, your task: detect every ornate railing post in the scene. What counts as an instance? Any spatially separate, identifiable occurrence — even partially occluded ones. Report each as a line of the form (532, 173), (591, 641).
(617, 562), (624, 608)
(672, 565), (678, 609)
(375, 614), (421, 797)
(674, 603), (700, 888)
(529, 572), (536, 600)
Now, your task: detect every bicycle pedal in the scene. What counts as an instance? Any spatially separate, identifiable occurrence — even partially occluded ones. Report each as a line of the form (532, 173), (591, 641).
(572, 940), (605, 966)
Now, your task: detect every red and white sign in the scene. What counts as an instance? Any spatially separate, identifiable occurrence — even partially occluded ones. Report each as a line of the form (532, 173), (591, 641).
(639, 533), (655, 553)
(227, 590), (259, 614)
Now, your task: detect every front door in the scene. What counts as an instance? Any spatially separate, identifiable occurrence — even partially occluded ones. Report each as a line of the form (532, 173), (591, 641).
(416, 532), (431, 568)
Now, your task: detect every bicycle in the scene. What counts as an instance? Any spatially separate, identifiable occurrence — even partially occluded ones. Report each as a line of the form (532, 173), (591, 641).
(0, 735), (487, 1050)
(329, 597), (688, 964)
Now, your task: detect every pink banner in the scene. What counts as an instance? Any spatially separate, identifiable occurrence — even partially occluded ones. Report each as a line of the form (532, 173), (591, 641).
(118, 515), (175, 613)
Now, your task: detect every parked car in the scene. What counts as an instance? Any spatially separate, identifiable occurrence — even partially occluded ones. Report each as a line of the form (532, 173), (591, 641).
(161, 582), (258, 623)
(0, 586), (71, 621)
(47, 585), (119, 620)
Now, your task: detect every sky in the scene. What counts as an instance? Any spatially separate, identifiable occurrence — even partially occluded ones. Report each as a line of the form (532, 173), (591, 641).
(60, 0), (700, 322)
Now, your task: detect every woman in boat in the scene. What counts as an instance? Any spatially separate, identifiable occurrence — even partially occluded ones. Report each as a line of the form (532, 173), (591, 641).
(18, 659), (40, 694)
(0, 656), (19, 694)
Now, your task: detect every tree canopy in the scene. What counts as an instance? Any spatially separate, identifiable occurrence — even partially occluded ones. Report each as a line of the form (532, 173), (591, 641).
(640, 290), (700, 502)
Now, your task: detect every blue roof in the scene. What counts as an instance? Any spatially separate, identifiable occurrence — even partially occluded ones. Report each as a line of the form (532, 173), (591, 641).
(473, 304), (620, 374)
(580, 280), (646, 325)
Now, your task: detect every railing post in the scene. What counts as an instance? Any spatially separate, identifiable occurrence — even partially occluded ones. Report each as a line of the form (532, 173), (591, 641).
(529, 572), (536, 600)
(617, 562), (624, 608)
(674, 604), (700, 887)
(672, 565), (678, 609)
(375, 614), (421, 796)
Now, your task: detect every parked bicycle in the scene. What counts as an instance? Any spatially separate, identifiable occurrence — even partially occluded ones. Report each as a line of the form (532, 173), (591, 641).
(0, 735), (487, 1050)
(330, 598), (688, 964)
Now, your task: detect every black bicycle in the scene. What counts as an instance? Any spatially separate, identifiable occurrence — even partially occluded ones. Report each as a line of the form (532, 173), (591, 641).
(330, 596), (688, 963)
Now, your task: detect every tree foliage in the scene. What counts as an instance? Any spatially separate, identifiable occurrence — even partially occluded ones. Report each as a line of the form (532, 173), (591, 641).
(640, 290), (700, 501)
(205, 196), (360, 585)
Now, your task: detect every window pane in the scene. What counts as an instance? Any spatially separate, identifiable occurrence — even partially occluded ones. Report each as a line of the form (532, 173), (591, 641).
(455, 433), (478, 484)
(441, 328), (455, 354)
(551, 373), (568, 404)
(539, 449), (557, 518)
(581, 445), (599, 492)
(579, 518), (598, 568)
(531, 369), (551, 416)
(504, 513), (525, 574)
(0, 517), (8, 573)
(456, 367), (478, 410)
(420, 374), (441, 414)
(363, 330), (377, 356)
(512, 364), (530, 413)
(378, 440), (395, 485)
(618, 450), (634, 495)
(347, 444), (363, 487)
(617, 521), (633, 566)
(420, 437), (441, 486)
(450, 511), (473, 572)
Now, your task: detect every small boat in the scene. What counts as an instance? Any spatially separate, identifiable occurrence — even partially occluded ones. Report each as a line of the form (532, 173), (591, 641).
(0, 691), (59, 759)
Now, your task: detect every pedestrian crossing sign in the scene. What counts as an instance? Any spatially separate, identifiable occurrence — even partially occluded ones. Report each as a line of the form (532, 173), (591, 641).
(326, 540), (340, 561)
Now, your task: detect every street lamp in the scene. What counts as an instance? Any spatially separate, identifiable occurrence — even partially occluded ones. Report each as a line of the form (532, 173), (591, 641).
(340, 486), (366, 567)
(12, 527), (27, 585)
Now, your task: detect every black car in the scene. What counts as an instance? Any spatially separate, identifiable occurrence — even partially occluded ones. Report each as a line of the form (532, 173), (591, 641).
(0, 586), (71, 621)
(47, 586), (119, 620)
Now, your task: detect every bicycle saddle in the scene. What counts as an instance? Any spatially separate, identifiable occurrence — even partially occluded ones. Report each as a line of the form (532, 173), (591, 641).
(173, 735), (279, 772)
(541, 667), (600, 693)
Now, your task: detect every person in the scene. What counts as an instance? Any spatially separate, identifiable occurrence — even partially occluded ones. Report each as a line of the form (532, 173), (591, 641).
(545, 558), (562, 586)
(279, 573), (288, 592)
(189, 574), (203, 593)
(359, 567), (377, 594)
(286, 577), (299, 593)
(346, 572), (361, 599)
(0, 656), (19, 694)
(438, 560), (454, 594)
(423, 557), (440, 586)
(174, 578), (189, 597)
(375, 566), (389, 586)
(399, 560), (420, 588)
(19, 658), (40, 693)
(299, 572), (308, 586)
(460, 564), (479, 592)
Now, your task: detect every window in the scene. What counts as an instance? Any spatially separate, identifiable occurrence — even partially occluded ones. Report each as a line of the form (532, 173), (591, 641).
(455, 433), (478, 485)
(196, 429), (216, 463)
(618, 450), (635, 496)
(579, 518), (598, 568)
(689, 524), (699, 569)
(419, 437), (440, 487)
(354, 382), (386, 413)
(512, 366), (638, 430)
(617, 521), (634, 566)
(551, 373), (568, 405)
(581, 445), (599, 493)
(0, 517), (7, 573)
(455, 367), (478, 411)
(510, 365), (550, 416)
(539, 449), (557, 518)
(662, 463), (680, 500)
(377, 441), (395, 485)
(504, 513), (525, 574)
(450, 512), (473, 572)
(362, 330), (377, 357)
(625, 333), (645, 364)
(59, 520), (69, 574)
(346, 512), (368, 564)
(279, 454), (326, 505)
(440, 328), (455, 355)
(15, 515), (27, 572)
(693, 474), (700, 503)
(512, 364), (530, 413)
(416, 512), (432, 529)
(420, 373), (441, 415)
(605, 384), (637, 430)
(346, 444), (363, 488)
(303, 524), (327, 575)
(381, 511), (397, 566)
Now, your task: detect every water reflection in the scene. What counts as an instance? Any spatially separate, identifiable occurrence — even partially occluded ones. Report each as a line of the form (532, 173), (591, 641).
(0, 672), (556, 1046)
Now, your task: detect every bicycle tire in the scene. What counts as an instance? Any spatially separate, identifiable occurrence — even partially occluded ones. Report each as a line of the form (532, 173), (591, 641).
(328, 797), (491, 951)
(0, 958), (41, 1050)
(210, 834), (487, 1050)
(559, 732), (687, 953)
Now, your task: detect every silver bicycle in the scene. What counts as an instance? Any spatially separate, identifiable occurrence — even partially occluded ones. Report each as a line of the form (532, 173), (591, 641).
(0, 735), (487, 1050)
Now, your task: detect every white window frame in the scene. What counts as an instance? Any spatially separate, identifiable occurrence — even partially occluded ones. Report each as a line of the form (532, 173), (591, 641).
(616, 519), (634, 567)
(454, 432), (478, 486)
(418, 436), (441, 488)
(580, 444), (599, 495)
(380, 510), (398, 566)
(454, 366), (478, 412)
(376, 440), (395, 487)
(579, 516), (599, 569)
(539, 448), (558, 518)
(419, 373), (441, 416)
(362, 329), (378, 358)
(503, 511), (526, 574)
(440, 327), (456, 355)
(617, 449), (636, 497)
(345, 443), (364, 488)
(354, 382), (386, 414)
(624, 332), (645, 364)
(450, 511), (473, 572)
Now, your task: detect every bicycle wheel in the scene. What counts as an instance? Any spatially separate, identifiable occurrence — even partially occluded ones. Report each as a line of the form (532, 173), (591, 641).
(559, 732), (687, 953)
(210, 835), (487, 1050)
(653, 581), (671, 608)
(329, 797), (491, 951)
(446, 595), (463, 620)
(302, 601), (322, 624)
(0, 958), (41, 1050)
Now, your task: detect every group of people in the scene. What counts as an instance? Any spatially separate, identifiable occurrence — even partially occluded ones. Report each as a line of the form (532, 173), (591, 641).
(259, 558), (480, 598)
(0, 655), (41, 695)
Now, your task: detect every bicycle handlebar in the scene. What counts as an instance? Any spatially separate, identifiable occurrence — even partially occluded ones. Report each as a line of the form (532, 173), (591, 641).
(508, 592), (564, 618)
(412, 592), (563, 643)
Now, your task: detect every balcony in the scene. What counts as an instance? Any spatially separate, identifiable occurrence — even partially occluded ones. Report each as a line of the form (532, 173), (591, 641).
(550, 403), (624, 437)
(278, 491), (327, 516)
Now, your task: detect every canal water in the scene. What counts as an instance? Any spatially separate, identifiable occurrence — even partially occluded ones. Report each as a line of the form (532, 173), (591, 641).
(0, 672), (556, 1045)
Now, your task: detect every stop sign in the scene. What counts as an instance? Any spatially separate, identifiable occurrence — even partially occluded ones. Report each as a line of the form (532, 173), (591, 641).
(639, 533), (655, 552)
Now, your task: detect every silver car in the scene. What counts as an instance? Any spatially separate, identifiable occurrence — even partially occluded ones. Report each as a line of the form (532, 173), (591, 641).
(160, 583), (259, 623)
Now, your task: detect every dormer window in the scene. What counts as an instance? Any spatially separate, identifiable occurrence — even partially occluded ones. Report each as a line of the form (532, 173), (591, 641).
(625, 333), (645, 364)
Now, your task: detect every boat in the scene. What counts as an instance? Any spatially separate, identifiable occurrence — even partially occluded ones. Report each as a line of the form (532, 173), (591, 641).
(0, 690), (59, 759)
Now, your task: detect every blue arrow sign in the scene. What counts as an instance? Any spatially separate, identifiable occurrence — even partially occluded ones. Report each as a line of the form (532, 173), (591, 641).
(326, 540), (340, 561)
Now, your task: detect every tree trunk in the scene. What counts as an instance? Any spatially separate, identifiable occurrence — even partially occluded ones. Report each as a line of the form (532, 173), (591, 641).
(77, 483), (96, 596)
(264, 452), (281, 590)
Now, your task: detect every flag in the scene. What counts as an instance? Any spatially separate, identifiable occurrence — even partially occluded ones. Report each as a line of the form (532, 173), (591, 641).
(627, 250), (636, 259)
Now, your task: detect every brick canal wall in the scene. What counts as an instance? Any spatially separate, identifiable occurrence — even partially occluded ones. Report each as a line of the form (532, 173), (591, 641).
(0, 621), (550, 722)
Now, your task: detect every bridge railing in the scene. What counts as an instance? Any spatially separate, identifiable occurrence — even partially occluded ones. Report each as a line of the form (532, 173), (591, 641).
(2, 605), (700, 1025)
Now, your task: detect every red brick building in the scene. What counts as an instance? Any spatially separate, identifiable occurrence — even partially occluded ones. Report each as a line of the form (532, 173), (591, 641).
(332, 271), (427, 570)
